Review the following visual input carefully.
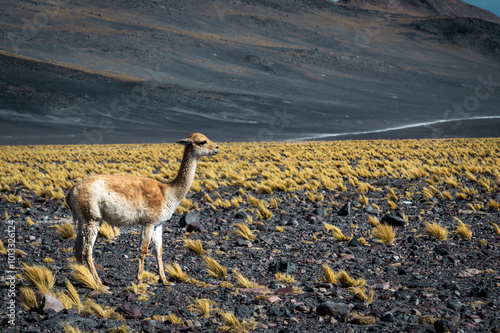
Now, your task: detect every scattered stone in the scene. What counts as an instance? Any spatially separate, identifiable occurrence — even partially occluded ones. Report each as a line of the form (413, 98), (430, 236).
(235, 211), (247, 219)
(186, 221), (204, 233)
(315, 302), (350, 321)
(268, 260), (296, 274)
(268, 307), (284, 317)
(381, 214), (406, 227)
(338, 202), (351, 216)
(117, 303), (141, 319)
(313, 207), (325, 216)
(347, 237), (359, 247)
(179, 212), (200, 228)
(434, 319), (455, 333)
(41, 294), (65, 314)
(235, 304), (251, 318)
(381, 312), (395, 322)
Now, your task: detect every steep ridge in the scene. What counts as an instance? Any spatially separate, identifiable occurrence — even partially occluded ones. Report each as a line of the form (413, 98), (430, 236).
(340, 0), (500, 24)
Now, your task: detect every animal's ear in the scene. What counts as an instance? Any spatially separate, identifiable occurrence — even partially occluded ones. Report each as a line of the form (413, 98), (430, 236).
(176, 138), (193, 146)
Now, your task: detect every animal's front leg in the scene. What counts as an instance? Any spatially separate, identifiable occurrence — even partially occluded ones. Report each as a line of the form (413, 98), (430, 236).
(137, 224), (154, 284)
(151, 224), (173, 286)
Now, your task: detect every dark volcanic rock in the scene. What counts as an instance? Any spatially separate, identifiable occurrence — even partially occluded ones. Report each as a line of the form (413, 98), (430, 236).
(268, 260), (296, 274)
(381, 213), (406, 227)
(179, 212), (200, 228)
(338, 202), (351, 216)
(316, 302), (351, 321)
(117, 303), (141, 319)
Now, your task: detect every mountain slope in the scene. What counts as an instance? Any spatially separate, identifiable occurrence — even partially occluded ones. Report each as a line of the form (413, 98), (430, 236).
(0, 0), (499, 144)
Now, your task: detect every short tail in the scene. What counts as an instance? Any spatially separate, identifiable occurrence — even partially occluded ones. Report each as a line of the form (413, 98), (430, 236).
(65, 184), (77, 219)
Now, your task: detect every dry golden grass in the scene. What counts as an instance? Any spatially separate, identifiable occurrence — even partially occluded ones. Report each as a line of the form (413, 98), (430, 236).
(185, 239), (204, 255)
(219, 311), (257, 333)
(337, 270), (366, 287)
(275, 272), (296, 284)
(487, 199), (500, 210)
(351, 314), (376, 325)
(0, 239), (6, 254)
(419, 315), (437, 325)
(165, 262), (188, 282)
(203, 256), (227, 279)
(56, 221), (76, 239)
(70, 263), (106, 292)
(234, 271), (262, 288)
(372, 223), (396, 244)
(123, 282), (148, 295)
(98, 222), (120, 240)
(20, 287), (40, 310)
(61, 322), (85, 333)
(83, 298), (124, 320)
(348, 286), (375, 303)
(324, 223), (352, 241)
(490, 222), (500, 235)
(454, 217), (472, 240)
(320, 263), (337, 284)
(142, 271), (160, 285)
(233, 223), (256, 241)
(186, 298), (214, 318)
(21, 262), (55, 295)
(425, 222), (448, 241)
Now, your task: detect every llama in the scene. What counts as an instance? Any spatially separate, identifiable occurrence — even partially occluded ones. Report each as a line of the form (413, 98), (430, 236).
(66, 133), (219, 287)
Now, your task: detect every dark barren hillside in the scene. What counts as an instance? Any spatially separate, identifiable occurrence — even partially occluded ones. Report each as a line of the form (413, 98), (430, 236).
(0, 0), (499, 144)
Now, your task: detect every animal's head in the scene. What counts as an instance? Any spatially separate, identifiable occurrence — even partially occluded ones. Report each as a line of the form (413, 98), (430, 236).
(176, 133), (219, 157)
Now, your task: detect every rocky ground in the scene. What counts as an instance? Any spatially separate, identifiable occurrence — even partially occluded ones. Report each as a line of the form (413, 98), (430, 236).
(1, 182), (499, 333)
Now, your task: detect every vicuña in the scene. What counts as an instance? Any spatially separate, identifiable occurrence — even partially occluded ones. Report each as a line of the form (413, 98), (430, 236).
(66, 133), (219, 287)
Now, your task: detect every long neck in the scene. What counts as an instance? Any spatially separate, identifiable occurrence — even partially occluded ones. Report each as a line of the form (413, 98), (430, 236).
(171, 146), (198, 200)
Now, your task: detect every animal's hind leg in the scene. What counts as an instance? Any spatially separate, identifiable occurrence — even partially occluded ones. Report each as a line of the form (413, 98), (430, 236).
(151, 224), (172, 285)
(137, 224), (153, 285)
(81, 220), (103, 287)
(73, 220), (84, 263)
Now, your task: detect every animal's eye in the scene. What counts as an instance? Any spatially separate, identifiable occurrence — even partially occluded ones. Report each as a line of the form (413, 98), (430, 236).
(197, 141), (207, 146)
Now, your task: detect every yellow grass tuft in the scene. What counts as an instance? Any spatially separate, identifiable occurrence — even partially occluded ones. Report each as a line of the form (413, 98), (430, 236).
(98, 222), (120, 240)
(234, 223), (256, 241)
(219, 311), (258, 333)
(83, 298), (124, 320)
(324, 223), (352, 241)
(419, 314), (437, 325)
(56, 221), (76, 239)
(387, 199), (397, 210)
(123, 282), (148, 295)
(234, 271), (262, 289)
(351, 314), (376, 325)
(348, 286), (375, 303)
(372, 223), (396, 244)
(337, 270), (366, 287)
(22, 262), (55, 295)
(358, 194), (368, 205)
(425, 222), (448, 241)
(257, 205), (273, 220)
(61, 322), (85, 333)
(0, 239), (6, 254)
(20, 287), (40, 310)
(203, 256), (227, 279)
(490, 222), (500, 235)
(454, 217), (472, 240)
(275, 272), (296, 284)
(63, 279), (83, 311)
(70, 263), (105, 292)
(368, 215), (380, 227)
(143, 271), (160, 285)
(185, 239), (204, 255)
(27, 216), (35, 226)
(187, 298), (215, 318)
(320, 263), (338, 284)
(43, 257), (54, 264)
(487, 199), (500, 210)
(165, 262), (188, 282)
